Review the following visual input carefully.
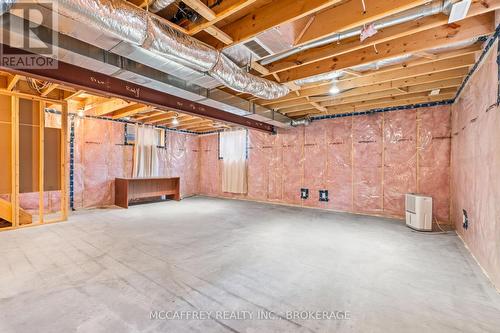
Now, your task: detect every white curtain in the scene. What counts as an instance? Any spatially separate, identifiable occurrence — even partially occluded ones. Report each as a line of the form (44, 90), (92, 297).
(133, 125), (159, 178)
(220, 130), (248, 194)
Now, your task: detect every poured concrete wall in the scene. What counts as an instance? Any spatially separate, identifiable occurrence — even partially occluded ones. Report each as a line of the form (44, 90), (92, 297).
(451, 42), (500, 289)
(199, 105), (451, 222)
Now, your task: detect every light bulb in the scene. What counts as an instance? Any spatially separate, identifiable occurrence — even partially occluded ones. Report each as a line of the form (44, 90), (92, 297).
(329, 85), (340, 95)
(77, 110), (84, 118)
(172, 117), (179, 125)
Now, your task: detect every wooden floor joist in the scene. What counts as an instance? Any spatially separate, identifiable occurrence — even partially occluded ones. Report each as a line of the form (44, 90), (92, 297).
(117, 0), (500, 119)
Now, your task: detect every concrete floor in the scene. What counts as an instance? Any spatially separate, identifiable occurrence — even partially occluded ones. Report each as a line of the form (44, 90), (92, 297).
(0, 197), (499, 333)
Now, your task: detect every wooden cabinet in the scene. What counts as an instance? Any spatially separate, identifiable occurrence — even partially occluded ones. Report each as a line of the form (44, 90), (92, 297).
(115, 177), (180, 209)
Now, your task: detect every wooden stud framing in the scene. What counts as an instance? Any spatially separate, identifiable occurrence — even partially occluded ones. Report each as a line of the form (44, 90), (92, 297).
(11, 96), (19, 228)
(61, 102), (69, 221)
(38, 101), (45, 224)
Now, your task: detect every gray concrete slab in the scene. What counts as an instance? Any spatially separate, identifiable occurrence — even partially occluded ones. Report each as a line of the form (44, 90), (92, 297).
(0, 196), (499, 333)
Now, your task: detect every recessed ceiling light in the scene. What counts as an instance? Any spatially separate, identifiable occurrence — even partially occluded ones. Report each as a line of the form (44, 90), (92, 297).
(430, 89), (441, 96)
(329, 84), (340, 95)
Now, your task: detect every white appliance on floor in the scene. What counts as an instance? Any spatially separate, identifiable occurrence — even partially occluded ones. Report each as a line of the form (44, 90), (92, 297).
(405, 194), (433, 231)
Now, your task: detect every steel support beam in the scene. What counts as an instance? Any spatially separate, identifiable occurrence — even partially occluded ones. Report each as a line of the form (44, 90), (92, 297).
(0, 44), (274, 133)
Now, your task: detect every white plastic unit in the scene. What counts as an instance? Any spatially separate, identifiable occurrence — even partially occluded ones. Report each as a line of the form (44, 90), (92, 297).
(448, 0), (472, 24)
(405, 194), (433, 231)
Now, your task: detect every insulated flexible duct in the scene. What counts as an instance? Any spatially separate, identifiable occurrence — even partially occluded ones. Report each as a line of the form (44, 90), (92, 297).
(148, 0), (176, 13)
(0, 0), (15, 14)
(5, 0), (289, 99)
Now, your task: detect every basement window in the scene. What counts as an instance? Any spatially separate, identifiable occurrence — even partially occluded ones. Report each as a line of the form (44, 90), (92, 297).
(125, 124), (166, 148)
(218, 130), (248, 160)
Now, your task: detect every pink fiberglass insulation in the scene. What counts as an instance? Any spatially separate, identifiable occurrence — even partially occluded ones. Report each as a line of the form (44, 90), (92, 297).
(81, 118), (117, 208)
(199, 134), (219, 196)
(268, 146), (283, 201)
(352, 113), (383, 214)
(303, 143), (327, 209)
(167, 131), (200, 197)
(73, 118), (199, 208)
(418, 106), (451, 222)
(199, 105), (451, 220)
(451, 45), (500, 289)
(247, 146), (269, 201)
(184, 134), (200, 197)
(325, 118), (353, 211)
(303, 122), (327, 209)
(383, 109), (417, 217)
(281, 127), (304, 205)
(18, 191), (62, 215)
(282, 144), (303, 205)
(18, 192), (43, 214)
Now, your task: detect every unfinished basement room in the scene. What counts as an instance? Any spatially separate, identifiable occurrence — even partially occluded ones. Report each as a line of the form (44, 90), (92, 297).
(1, 0), (500, 332)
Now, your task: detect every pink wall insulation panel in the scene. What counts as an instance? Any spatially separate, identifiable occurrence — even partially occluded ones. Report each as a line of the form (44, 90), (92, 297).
(418, 106), (451, 222)
(247, 147), (270, 201)
(352, 114), (383, 214)
(199, 134), (219, 196)
(18, 191), (61, 215)
(281, 145), (303, 205)
(267, 146), (283, 201)
(303, 143), (327, 209)
(165, 131), (200, 197)
(383, 110), (417, 216)
(200, 105), (451, 221)
(73, 118), (199, 208)
(451, 46), (500, 289)
(280, 127), (304, 205)
(325, 119), (353, 211)
(81, 118), (121, 208)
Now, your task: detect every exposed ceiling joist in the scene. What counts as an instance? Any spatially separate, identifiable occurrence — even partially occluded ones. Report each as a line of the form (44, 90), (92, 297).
(141, 111), (177, 124)
(288, 91), (456, 117)
(276, 14), (494, 82)
(111, 104), (153, 119)
(187, 0), (260, 35)
(88, 99), (133, 117)
(265, 51), (477, 106)
(211, 0), (344, 48)
(183, 0), (217, 20)
(64, 89), (85, 101)
(277, 71), (465, 111)
(296, 0), (430, 45)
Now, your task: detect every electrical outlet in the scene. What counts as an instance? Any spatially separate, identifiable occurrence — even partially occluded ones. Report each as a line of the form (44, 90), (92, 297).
(319, 190), (329, 202)
(462, 209), (469, 230)
(300, 188), (309, 199)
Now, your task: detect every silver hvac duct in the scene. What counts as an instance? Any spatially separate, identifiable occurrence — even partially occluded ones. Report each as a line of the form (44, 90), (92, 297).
(0, 0), (15, 14)
(260, 0), (456, 66)
(44, 0), (289, 100)
(290, 118), (311, 127)
(148, 0), (176, 13)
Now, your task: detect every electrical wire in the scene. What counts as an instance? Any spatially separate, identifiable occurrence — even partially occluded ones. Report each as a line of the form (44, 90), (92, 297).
(26, 77), (52, 94)
(409, 217), (449, 235)
(434, 217), (447, 233)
